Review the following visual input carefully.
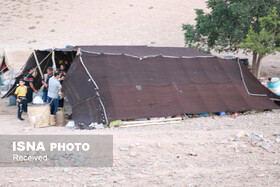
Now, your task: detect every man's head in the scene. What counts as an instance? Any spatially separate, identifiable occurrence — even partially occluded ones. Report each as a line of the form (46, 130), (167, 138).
(26, 67), (34, 74)
(47, 67), (53, 76)
(268, 78), (272, 82)
(19, 79), (25, 86)
(60, 64), (65, 71)
(54, 70), (61, 79)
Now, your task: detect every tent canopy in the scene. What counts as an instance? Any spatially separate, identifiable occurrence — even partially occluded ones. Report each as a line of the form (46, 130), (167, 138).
(2, 46), (279, 126)
(63, 50), (280, 125)
(0, 49), (33, 73)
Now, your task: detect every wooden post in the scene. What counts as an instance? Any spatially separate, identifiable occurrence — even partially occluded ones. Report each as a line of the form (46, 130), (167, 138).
(51, 49), (56, 74)
(33, 51), (43, 79)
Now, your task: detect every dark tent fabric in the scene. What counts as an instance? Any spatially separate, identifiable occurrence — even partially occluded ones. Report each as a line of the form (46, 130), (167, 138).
(63, 51), (280, 125)
(3, 46), (279, 126)
(2, 45), (211, 98)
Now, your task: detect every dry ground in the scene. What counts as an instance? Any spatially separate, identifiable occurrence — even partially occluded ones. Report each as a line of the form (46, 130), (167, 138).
(0, 99), (280, 187)
(0, 0), (280, 186)
(0, 0), (279, 77)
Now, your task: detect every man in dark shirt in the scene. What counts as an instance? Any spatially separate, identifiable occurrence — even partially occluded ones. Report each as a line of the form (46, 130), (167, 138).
(23, 67), (38, 103)
(41, 67), (53, 102)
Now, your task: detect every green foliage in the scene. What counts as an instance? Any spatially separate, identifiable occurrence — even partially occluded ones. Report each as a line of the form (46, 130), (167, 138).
(240, 7), (280, 57)
(182, 0), (279, 53)
(28, 40), (37, 44)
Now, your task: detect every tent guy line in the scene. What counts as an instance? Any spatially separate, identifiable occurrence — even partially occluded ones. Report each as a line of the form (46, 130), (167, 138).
(237, 59), (267, 97)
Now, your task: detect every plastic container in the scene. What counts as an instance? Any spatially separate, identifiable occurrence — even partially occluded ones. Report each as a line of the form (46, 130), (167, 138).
(217, 112), (226, 116)
(239, 58), (249, 68)
(268, 78), (280, 95)
(56, 110), (66, 126)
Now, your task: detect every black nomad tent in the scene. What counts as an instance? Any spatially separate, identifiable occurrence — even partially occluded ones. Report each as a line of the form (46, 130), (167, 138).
(3, 46), (280, 126)
(2, 48), (76, 98)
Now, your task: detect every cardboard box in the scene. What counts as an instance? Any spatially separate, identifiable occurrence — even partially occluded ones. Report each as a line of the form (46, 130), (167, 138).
(28, 104), (50, 128)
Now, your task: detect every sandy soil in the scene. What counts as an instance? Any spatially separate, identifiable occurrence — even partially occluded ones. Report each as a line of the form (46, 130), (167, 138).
(0, 98), (280, 186)
(0, 0), (280, 186)
(0, 0), (279, 77)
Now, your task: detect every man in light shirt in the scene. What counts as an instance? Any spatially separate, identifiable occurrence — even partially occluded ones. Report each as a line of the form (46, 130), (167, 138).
(47, 70), (61, 115)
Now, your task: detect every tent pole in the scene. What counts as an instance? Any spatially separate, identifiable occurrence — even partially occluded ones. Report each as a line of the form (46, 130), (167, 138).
(33, 51), (43, 79)
(52, 49), (56, 74)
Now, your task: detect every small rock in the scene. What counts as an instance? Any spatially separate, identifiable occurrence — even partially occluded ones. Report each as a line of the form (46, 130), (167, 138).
(267, 140), (275, 146)
(63, 168), (70, 173)
(129, 144), (135, 148)
(156, 143), (161, 148)
(22, 127), (33, 132)
(188, 183), (196, 187)
(261, 143), (270, 150)
(248, 136), (260, 145)
(28, 26), (36, 29)
(257, 173), (267, 178)
(129, 152), (137, 157)
(276, 138), (280, 143)
(66, 120), (75, 127)
(252, 132), (264, 139)
(119, 146), (129, 151)
(220, 139), (229, 144)
(89, 122), (104, 129)
(236, 130), (246, 138)
(233, 137), (240, 141)
(129, 160), (136, 166)
(186, 152), (198, 156)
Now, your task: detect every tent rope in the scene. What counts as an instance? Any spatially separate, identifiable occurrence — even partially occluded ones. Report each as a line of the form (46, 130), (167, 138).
(79, 53), (109, 124)
(237, 59), (267, 97)
(80, 49), (214, 59)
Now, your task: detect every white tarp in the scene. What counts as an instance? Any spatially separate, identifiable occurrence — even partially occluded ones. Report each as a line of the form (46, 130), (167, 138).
(1, 49), (33, 71)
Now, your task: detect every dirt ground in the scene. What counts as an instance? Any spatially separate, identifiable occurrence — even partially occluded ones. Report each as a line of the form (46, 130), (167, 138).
(0, 0), (279, 77)
(0, 0), (280, 186)
(0, 99), (280, 186)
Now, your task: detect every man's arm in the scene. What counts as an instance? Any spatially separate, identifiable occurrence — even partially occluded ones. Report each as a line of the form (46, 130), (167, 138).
(41, 80), (48, 88)
(41, 74), (48, 88)
(29, 82), (38, 93)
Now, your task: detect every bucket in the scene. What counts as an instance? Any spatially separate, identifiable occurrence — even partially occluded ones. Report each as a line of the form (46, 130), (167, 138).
(239, 58), (249, 68)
